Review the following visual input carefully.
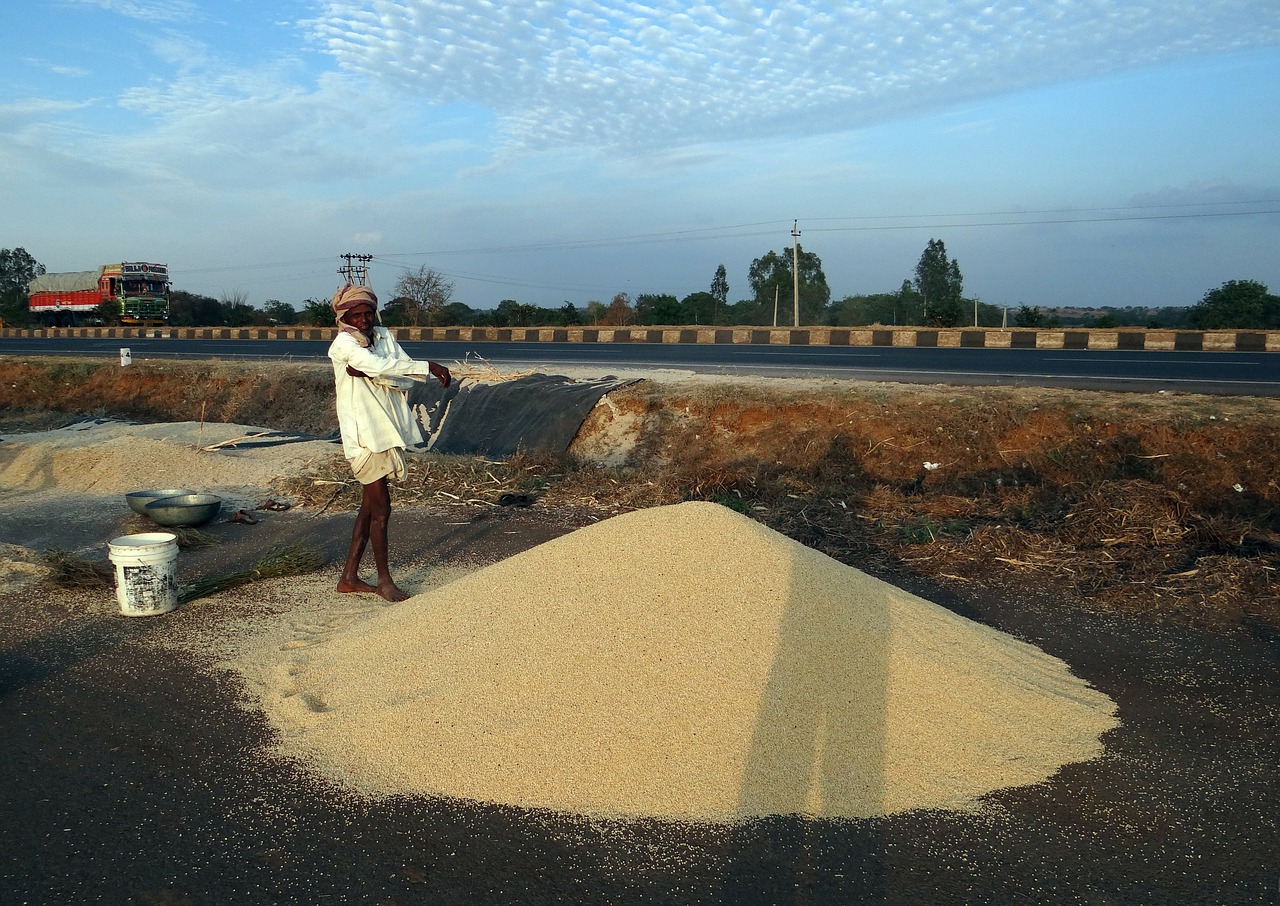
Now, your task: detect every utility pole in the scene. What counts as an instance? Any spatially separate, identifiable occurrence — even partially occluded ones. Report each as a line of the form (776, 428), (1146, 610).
(791, 220), (801, 327)
(338, 253), (373, 286)
(773, 286), (779, 327)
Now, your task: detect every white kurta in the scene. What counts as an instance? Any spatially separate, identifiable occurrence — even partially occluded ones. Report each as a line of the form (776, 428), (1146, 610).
(327, 328), (432, 462)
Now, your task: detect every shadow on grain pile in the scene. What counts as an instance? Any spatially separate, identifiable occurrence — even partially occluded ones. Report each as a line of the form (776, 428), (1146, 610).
(235, 503), (1117, 823)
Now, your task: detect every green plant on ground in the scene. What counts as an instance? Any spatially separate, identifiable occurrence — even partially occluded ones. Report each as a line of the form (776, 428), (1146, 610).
(711, 491), (751, 513)
(897, 516), (971, 544)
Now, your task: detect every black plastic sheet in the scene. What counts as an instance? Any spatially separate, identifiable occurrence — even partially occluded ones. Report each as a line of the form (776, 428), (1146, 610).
(406, 374), (637, 457)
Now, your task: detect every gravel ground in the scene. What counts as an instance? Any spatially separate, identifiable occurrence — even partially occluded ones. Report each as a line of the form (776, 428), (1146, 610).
(1, 418), (1277, 904)
(0, 502), (1277, 904)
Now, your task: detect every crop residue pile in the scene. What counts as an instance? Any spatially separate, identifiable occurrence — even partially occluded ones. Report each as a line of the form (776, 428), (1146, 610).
(262, 501), (1118, 821)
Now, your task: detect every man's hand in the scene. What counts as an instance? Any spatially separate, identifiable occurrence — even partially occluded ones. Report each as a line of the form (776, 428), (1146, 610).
(429, 361), (452, 388)
(346, 365), (368, 378)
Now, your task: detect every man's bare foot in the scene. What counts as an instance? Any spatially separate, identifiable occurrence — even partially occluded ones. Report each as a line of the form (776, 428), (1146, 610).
(377, 581), (411, 602)
(336, 576), (379, 594)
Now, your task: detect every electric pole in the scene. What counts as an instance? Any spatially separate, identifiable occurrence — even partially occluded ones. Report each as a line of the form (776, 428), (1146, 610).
(338, 253), (373, 286)
(791, 220), (801, 328)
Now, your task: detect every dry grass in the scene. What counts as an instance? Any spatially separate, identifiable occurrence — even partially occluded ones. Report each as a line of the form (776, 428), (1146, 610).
(279, 444), (1278, 631)
(5, 356), (1278, 631)
(119, 518), (221, 549)
(178, 543), (326, 604)
(42, 549), (114, 588)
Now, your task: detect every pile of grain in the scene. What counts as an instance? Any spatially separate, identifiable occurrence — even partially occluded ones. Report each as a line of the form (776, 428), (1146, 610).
(261, 501), (1118, 822)
(0, 542), (50, 595)
(0, 420), (342, 495)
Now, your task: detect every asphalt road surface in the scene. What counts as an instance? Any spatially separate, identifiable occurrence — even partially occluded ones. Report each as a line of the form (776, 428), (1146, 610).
(1, 335), (1278, 395)
(1, 505), (1276, 905)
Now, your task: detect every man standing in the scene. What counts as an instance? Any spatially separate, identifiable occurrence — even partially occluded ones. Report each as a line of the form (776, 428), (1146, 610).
(327, 284), (452, 601)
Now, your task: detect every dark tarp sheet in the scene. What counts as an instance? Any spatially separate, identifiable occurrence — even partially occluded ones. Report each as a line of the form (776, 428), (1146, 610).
(406, 374), (637, 457)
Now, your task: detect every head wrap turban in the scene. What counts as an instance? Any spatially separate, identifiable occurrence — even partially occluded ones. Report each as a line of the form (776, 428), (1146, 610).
(332, 284), (378, 347)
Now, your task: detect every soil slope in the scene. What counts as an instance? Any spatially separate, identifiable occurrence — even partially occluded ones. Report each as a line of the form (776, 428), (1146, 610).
(2, 356), (1278, 632)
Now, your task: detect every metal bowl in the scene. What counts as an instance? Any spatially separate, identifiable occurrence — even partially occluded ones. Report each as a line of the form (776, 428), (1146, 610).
(143, 493), (223, 527)
(126, 487), (198, 515)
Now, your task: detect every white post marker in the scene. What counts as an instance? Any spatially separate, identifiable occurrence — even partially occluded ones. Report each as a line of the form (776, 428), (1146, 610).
(120, 348), (132, 366)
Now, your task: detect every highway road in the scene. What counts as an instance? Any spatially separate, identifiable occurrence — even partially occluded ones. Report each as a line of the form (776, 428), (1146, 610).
(1, 335), (1277, 396)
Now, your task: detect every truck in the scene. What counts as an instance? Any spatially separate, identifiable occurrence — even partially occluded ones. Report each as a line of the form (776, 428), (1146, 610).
(28, 262), (170, 326)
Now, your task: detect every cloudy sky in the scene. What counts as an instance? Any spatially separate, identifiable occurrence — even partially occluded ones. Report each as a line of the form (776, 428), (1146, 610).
(5, 0), (1279, 313)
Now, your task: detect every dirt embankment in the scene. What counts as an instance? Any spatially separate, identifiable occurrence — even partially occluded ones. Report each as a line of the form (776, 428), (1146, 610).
(0, 358), (339, 435)
(2, 357), (1278, 631)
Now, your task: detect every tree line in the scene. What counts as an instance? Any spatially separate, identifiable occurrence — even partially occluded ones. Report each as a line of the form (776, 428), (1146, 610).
(2, 244), (1277, 331)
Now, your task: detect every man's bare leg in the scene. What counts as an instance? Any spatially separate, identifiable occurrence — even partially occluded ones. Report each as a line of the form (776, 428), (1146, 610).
(367, 477), (409, 602)
(336, 480), (380, 595)
(336, 477), (408, 601)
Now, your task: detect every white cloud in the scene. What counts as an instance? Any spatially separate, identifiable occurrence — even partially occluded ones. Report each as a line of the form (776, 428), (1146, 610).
(307, 0), (1280, 152)
(5, 0), (1276, 308)
(0, 98), (93, 122)
(68, 0), (199, 24)
(111, 66), (413, 188)
(1129, 180), (1280, 209)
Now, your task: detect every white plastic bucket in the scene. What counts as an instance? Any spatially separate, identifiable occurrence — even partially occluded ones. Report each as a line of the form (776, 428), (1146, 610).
(107, 532), (179, 617)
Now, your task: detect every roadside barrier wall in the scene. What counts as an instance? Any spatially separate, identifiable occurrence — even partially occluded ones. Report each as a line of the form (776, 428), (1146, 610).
(3, 325), (1278, 351)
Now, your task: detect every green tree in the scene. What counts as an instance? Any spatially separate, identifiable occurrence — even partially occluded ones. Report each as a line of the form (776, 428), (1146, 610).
(223, 302), (257, 326)
(379, 296), (411, 326)
(602, 292), (635, 326)
(491, 299), (519, 327)
(710, 264), (729, 323)
(829, 292), (903, 326)
(262, 300), (297, 325)
(747, 245), (830, 325)
(894, 280), (925, 325)
(913, 239), (964, 326)
(221, 291), (255, 327)
(1014, 304), (1044, 328)
(492, 298), (542, 327)
(1190, 279), (1277, 329)
(725, 297), (760, 324)
(169, 290), (224, 326)
(1087, 313), (1120, 328)
(298, 297), (332, 326)
(0, 247), (45, 327)
(680, 291), (716, 325)
(93, 298), (120, 325)
(635, 293), (682, 325)
(393, 265), (454, 327)
(438, 301), (478, 326)
(558, 301), (581, 325)
(585, 300), (607, 324)
(970, 299), (1006, 327)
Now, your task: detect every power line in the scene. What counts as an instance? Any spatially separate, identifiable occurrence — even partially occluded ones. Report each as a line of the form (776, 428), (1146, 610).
(370, 204), (1280, 259)
(338, 253), (372, 286)
(369, 256), (618, 294)
(806, 208), (1280, 234)
(805, 198), (1280, 224)
(372, 228), (781, 260)
(169, 202), (1279, 280)
(179, 256), (334, 275)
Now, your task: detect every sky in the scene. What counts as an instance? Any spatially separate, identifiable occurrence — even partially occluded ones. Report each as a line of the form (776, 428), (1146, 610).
(4, 0), (1280, 314)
